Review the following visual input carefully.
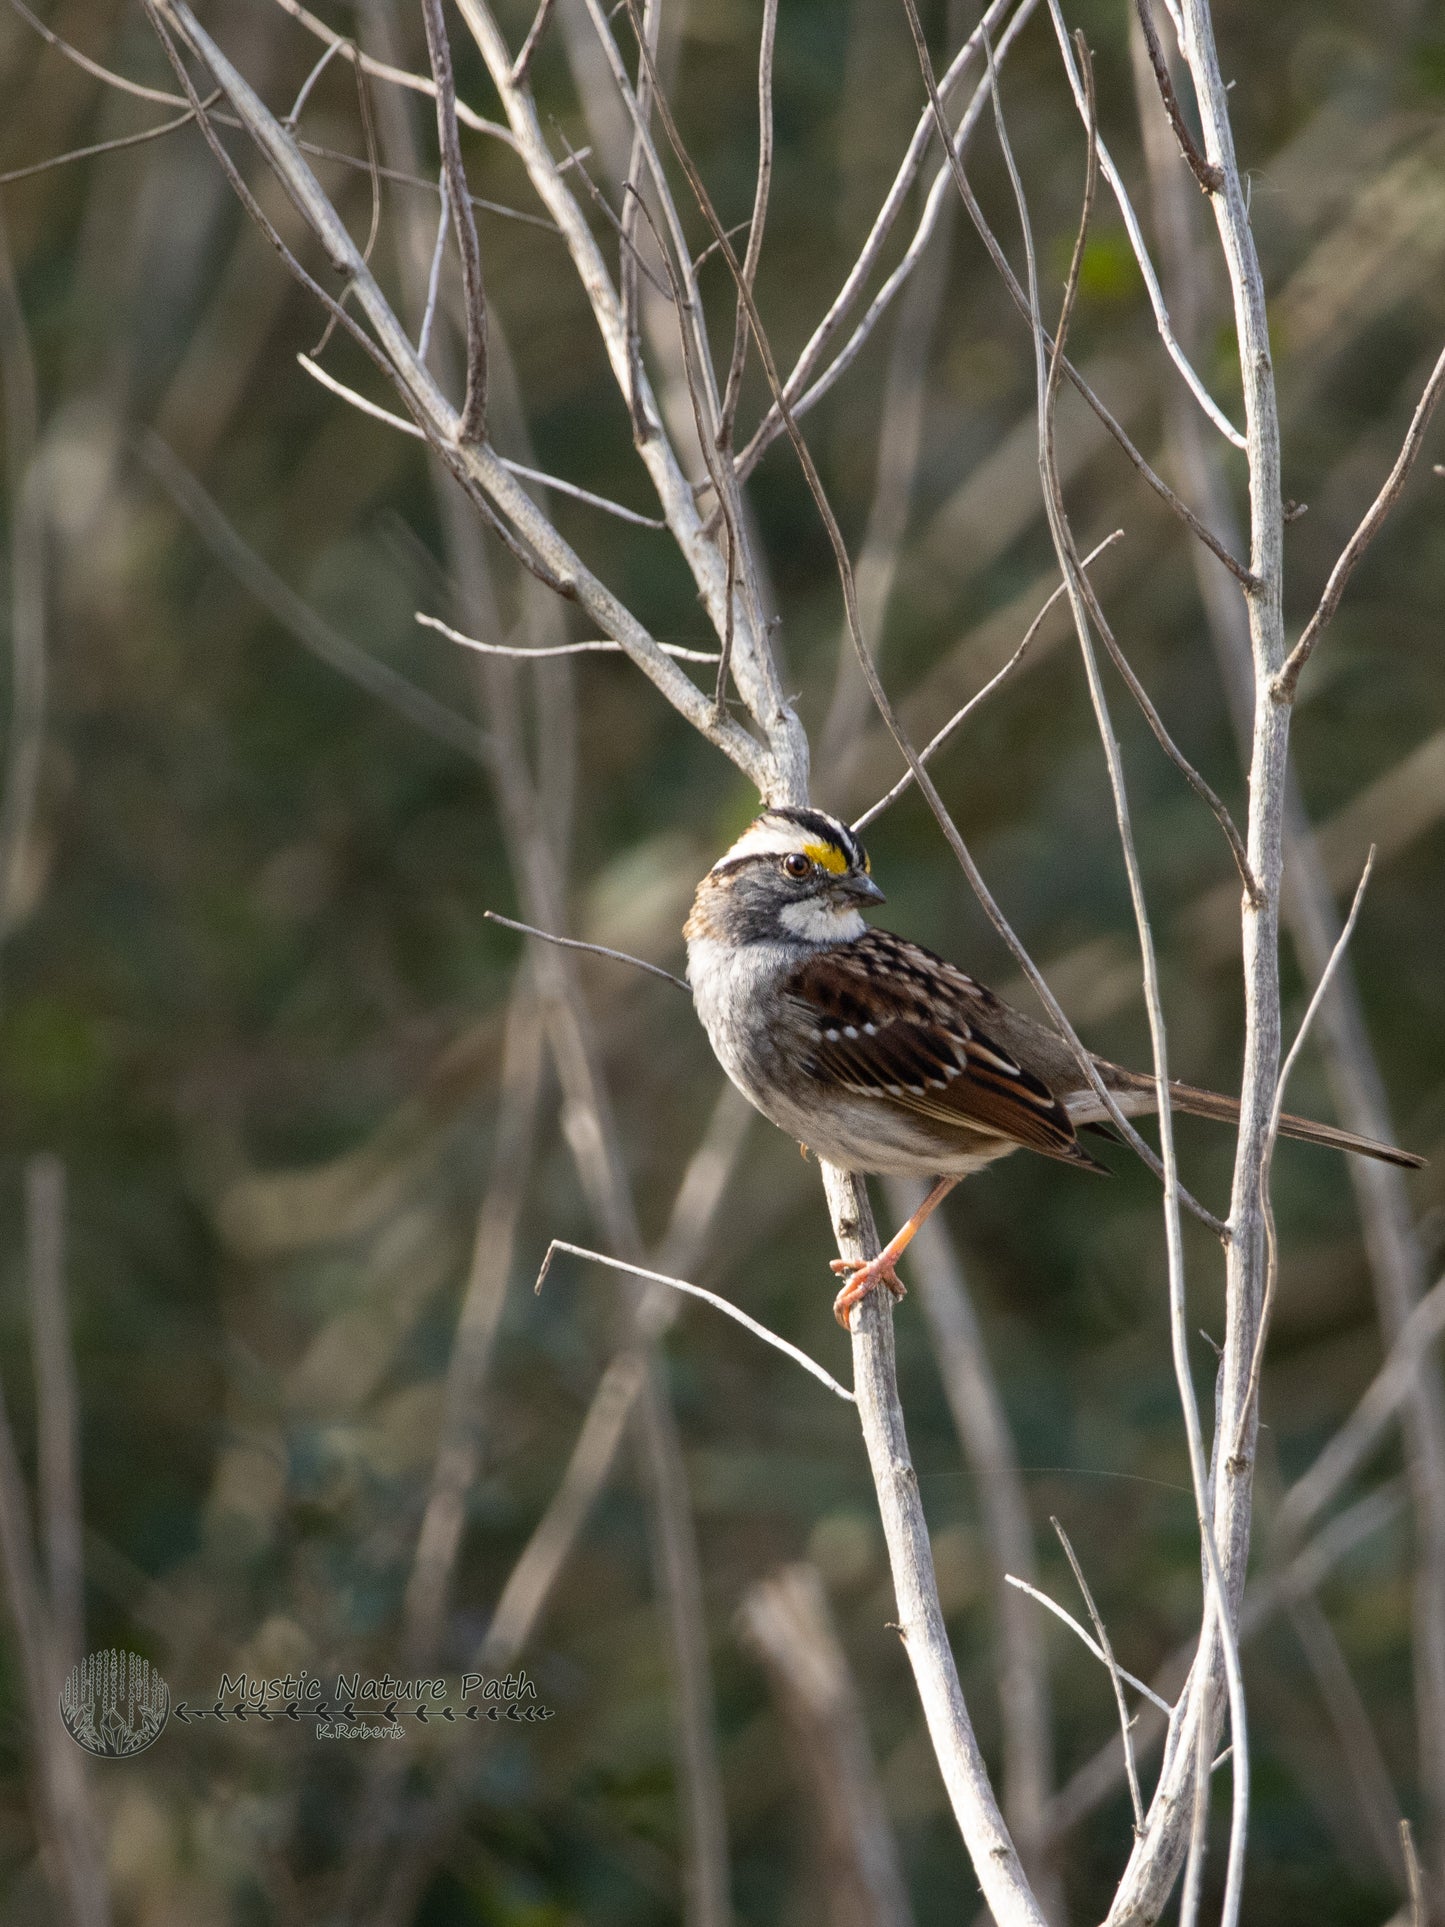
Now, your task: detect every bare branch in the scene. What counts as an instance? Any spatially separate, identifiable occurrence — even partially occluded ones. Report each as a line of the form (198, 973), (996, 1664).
(267, 0), (514, 140)
(851, 530), (1123, 831)
(417, 170), (449, 363)
(537, 1240), (855, 1402)
(991, 26), (1249, 1914)
(145, 0), (776, 783)
(1004, 1574), (1174, 1717)
(420, 0), (488, 437)
(733, 0), (1035, 481)
(0, 100), (213, 186)
(424, 615), (710, 656)
(718, 0), (777, 447)
(1052, 1517), (1147, 1830)
(1133, 0), (1222, 192)
(483, 908), (691, 991)
(1045, 0), (1243, 447)
(1109, 0), (1297, 1905)
(509, 0), (559, 87)
(893, 0), (1254, 588)
(284, 33), (343, 126)
(1131, 16), (1445, 1885)
(820, 1166), (1049, 1927)
(1274, 338), (1445, 701)
(1232, 850), (1376, 1463)
(449, 0), (804, 788)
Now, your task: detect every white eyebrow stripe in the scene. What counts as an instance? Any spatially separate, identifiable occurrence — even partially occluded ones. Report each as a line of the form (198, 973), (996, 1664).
(710, 822), (816, 869)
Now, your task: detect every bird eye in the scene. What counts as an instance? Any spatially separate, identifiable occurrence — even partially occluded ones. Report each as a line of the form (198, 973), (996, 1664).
(782, 852), (812, 880)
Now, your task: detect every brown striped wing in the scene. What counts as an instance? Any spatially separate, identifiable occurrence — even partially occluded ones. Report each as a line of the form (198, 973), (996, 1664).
(781, 931), (1094, 1165)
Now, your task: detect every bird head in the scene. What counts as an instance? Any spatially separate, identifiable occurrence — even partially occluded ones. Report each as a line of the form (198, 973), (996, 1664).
(684, 806), (885, 947)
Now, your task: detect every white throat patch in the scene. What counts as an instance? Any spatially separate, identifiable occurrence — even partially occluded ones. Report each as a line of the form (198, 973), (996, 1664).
(777, 898), (867, 941)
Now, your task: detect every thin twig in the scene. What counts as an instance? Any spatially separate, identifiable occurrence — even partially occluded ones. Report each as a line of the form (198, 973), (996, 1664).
(1231, 849), (1376, 1465)
(483, 908), (690, 991)
(1004, 1575), (1174, 1717)
(509, 0), (559, 86)
(303, 358), (641, 539)
(1043, 1483), (1407, 1846)
(418, 171), (449, 363)
(1061, 523), (1258, 900)
(1045, 0), (1242, 448)
(284, 33), (343, 126)
(422, 614), (711, 657)
(0, 101), (212, 185)
(420, 0), (487, 438)
(1133, 0), (1221, 192)
(1051, 1518), (1146, 1830)
(892, 0), (1253, 588)
(297, 353), (427, 435)
(852, 530), (1122, 831)
(553, 127), (675, 301)
(1274, 338), (1445, 701)
(731, 0), (1033, 484)
(268, 0), (515, 140)
(718, 0), (777, 447)
(537, 1241), (855, 1402)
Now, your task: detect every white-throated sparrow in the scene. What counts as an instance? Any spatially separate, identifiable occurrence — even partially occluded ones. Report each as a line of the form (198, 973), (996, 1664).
(684, 806), (1423, 1327)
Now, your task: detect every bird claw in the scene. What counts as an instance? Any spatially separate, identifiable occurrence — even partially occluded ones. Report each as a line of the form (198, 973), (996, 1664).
(829, 1255), (906, 1327)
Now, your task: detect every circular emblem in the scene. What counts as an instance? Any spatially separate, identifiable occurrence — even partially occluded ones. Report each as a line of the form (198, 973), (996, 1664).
(59, 1650), (170, 1758)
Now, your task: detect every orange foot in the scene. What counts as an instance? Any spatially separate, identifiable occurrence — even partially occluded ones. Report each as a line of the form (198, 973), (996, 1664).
(829, 1255), (906, 1328)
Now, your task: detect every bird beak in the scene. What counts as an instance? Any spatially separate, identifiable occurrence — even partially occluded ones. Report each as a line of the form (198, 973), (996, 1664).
(836, 870), (886, 907)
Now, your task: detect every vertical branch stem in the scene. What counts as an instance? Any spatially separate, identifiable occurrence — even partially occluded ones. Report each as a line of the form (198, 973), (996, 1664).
(419, 0), (488, 436)
(1108, 2), (1289, 1917)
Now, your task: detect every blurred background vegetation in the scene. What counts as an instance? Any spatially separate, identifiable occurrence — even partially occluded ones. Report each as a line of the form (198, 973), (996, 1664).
(0, 0), (1443, 1920)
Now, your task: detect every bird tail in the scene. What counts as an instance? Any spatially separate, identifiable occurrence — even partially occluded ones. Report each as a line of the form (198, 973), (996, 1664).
(1080, 1064), (1425, 1171)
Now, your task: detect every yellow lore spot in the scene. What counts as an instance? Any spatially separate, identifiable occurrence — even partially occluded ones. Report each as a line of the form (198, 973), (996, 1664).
(803, 842), (848, 875)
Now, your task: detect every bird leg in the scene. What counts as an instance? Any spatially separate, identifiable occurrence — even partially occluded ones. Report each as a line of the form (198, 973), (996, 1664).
(830, 1176), (960, 1328)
